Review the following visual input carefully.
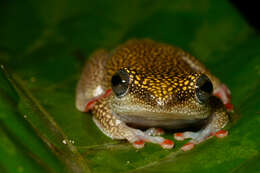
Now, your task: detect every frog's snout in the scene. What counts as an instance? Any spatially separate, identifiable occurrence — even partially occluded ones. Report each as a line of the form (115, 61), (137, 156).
(195, 74), (213, 104)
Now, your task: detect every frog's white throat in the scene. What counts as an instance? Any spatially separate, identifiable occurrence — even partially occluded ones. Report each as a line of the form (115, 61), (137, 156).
(112, 111), (211, 129)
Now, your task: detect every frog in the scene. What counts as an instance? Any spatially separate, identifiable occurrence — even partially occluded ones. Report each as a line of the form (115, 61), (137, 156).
(76, 39), (233, 151)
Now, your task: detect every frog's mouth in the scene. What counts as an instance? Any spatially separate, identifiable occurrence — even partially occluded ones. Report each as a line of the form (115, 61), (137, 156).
(109, 94), (211, 129)
(113, 111), (211, 129)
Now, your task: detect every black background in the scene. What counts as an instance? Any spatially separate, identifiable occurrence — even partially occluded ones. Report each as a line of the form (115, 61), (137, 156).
(230, 0), (259, 31)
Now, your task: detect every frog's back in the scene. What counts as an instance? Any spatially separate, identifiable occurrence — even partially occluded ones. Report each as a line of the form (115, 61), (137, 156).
(105, 39), (195, 79)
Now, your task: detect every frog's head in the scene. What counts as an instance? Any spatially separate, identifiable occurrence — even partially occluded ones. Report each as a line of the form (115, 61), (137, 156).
(109, 67), (214, 127)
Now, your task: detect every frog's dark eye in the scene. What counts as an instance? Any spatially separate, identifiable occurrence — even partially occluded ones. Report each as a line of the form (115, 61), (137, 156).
(195, 74), (213, 104)
(111, 69), (130, 97)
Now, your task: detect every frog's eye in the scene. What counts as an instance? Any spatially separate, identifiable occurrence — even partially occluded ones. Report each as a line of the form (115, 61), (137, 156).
(111, 69), (130, 97)
(195, 74), (213, 103)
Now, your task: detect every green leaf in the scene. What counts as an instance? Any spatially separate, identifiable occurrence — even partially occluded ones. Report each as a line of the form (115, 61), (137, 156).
(0, 0), (259, 173)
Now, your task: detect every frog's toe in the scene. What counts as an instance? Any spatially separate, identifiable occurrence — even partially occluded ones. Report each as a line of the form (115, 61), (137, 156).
(174, 131), (199, 141)
(214, 84), (231, 104)
(174, 132), (185, 141)
(179, 133), (207, 152)
(131, 130), (173, 149)
(181, 142), (195, 151)
(132, 140), (145, 149)
(215, 130), (228, 138)
(132, 138), (174, 149)
(160, 139), (174, 149)
(224, 103), (234, 112)
(214, 84), (233, 112)
(145, 128), (165, 136)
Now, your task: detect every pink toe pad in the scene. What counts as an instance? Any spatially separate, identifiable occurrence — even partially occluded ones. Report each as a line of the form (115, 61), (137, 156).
(161, 139), (174, 149)
(174, 133), (185, 141)
(133, 140), (145, 149)
(181, 142), (195, 151)
(216, 130), (228, 138)
(225, 103), (234, 111)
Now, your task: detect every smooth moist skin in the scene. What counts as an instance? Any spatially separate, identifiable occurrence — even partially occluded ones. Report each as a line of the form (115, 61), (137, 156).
(76, 39), (232, 150)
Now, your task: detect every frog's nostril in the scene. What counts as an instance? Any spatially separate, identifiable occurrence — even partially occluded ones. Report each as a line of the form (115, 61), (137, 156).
(195, 74), (213, 103)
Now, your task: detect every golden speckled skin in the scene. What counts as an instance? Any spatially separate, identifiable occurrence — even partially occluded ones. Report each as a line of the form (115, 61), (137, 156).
(76, 39), (229, 147)
(106, 40), (216, 102)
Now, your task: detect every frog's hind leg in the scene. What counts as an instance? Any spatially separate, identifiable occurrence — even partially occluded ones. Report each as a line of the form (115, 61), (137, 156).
(92, 99), (174, 149)
(93, 117), (173, 149)
(174, 97), (229, 151)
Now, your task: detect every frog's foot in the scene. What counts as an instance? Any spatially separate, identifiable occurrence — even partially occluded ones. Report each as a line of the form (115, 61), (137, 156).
(145, 128), (165, 136)
(214, 84), (233, 112)
(92, 111), (174, 149)
(174, 96), (229, 151)
(174, 128), (228, 151)
(129, 128), (173, 149)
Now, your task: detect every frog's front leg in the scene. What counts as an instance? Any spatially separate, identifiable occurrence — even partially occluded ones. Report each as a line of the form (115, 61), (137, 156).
(213, 84), (233, 111)
(92, 98), (174, 149)
(174, 97), (229, 151)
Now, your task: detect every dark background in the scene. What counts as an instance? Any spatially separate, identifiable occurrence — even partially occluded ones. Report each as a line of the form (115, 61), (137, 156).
(230, 0), (259, 31)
